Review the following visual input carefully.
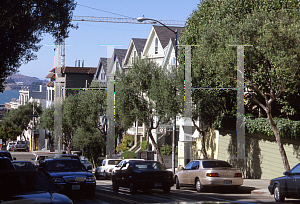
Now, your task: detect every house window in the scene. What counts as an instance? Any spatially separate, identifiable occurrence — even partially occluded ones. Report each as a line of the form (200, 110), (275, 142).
(101, 73), (105, 80)
(155, 38), (158, 54)
(173, 57), (176, 65)
(116, 61), (119, 69)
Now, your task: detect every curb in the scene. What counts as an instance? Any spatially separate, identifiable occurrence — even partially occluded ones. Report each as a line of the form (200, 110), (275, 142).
(251, 189), (269, 194)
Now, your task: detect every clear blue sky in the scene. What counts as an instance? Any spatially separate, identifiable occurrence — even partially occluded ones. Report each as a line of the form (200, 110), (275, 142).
(19, 0), (200, 80)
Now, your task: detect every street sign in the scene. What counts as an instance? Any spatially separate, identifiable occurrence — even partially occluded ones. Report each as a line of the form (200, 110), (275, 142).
(28, 114), (39, 117)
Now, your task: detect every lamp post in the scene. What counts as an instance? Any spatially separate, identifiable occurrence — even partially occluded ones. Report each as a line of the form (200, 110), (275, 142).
(137, 17), (178, 174)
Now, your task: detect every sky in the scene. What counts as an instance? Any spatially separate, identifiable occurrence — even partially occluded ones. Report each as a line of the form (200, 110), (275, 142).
(18, 0), (200, 80)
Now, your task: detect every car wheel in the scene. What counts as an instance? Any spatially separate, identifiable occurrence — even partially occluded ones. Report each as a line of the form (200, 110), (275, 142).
(274, 184), (285, 202)
(112, 180), (119, 191)
(196, 178), (203, 193)
(175, 177), (180, 189)
(129, 182), (136, 194)
(163, 187), (170, 193)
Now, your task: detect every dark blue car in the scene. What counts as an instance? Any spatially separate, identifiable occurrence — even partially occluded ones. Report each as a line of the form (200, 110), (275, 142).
(38, 158), (96, 197)
(268, 163), (300, 202)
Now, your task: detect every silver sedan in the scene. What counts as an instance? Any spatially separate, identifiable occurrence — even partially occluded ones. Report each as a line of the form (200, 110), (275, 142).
(174, 159), (243, 192)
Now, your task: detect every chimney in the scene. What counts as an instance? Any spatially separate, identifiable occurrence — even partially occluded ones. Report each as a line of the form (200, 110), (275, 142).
(82, 60), (84, 67)
(39, 85), (42, 92)
(75, 59), (77, 67)
(78, 60), (80, 67)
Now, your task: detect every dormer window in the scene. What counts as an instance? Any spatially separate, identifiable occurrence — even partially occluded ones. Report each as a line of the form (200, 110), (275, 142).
(155, 38), (158, 54)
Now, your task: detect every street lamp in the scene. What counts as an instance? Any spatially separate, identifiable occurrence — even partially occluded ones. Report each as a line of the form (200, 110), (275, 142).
(137, 17), (178, 174)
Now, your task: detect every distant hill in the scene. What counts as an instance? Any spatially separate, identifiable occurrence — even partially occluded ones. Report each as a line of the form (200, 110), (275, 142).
(5, 74), (48, 91)
(8, 73), (46, 85)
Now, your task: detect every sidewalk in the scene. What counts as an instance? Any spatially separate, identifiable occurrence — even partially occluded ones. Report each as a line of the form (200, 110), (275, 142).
(242, 179), (270, 194)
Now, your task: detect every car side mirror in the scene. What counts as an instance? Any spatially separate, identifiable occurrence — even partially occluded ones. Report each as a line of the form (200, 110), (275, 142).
(180, 167), (185, 170)
(283, 171), (291, 175)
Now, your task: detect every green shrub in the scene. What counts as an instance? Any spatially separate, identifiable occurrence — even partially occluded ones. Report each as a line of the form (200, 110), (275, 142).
(160, 144), (178, 156)
(141, 140), (152, 151)
(121, 151), (137, 159)
(116, 133), (134, 152)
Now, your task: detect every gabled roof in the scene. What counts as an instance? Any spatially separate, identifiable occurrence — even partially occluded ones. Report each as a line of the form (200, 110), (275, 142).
(153, 25), (184, 49)
(107, 49), (127, 74)
(132, 38), (147, 55)
(94, 57), (107, 80)
(46, 81), (54, 87)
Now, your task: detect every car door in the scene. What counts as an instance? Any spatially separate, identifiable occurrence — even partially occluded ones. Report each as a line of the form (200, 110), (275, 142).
(181, 161), (194, 185)
(188, 161), (200, 184)
(117, 162), (132, 188)
(287, 163), (300, 197)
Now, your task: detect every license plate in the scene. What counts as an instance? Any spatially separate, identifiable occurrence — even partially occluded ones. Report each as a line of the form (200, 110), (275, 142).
(154, 182), (162, 187)
(72, 185), (80, 190)
(224, 181), (232, 185)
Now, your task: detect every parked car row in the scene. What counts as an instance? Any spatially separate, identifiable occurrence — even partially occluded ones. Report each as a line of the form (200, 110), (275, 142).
(5, 141), (29, 152)
(0, 152), (98, 203)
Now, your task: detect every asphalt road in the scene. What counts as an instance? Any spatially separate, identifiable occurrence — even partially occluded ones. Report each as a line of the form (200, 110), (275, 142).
(9, 152), (300, 203)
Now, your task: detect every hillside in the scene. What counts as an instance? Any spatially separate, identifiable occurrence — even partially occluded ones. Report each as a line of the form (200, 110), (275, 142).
(5, 74), (48, 91)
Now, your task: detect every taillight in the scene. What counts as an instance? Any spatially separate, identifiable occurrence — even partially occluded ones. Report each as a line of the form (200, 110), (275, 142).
(234, 173), (242, 177)
(206, 173), (219, 177)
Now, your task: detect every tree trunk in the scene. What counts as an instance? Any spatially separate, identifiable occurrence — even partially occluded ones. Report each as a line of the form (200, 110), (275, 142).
(266, 108), (290, 172)
(192, 119), (208, 159)
(148, 128), (166, 168)
(90, 151), (96, 169)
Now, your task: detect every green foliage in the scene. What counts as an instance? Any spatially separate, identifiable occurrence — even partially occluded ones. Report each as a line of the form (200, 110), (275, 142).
(116, 133), (134, 152)
(140, 140), (152, 152)
(1, 102), (42, 140)
(121, 151), (137, 159)
(214, 115), (300, 140)
(159, 144), (178, 156)
(0, 0), (77, 92)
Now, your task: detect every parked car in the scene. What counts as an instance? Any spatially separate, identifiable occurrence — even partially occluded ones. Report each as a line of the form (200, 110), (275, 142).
(0, 170), (72, 203)
(0, 151), (16, 161)
(268, 162), (300, 202)
(38, 158), (96, 197)
(81, 159), (93, 172)
(6, 142), (16, 151)
(32, 154), (50, 168)
(95, 159), (122, 179)
(12, 161), (36, 170)
(174, 159), (243, 192)
(0, 157), (16, 170)
(14, 140), (29, 151)
(53, 154), (80, 161)
(112, 159), (144, 174)
(112, 160), (174, 193)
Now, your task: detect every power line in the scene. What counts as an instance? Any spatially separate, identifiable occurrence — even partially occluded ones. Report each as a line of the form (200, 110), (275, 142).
(77, 3), (134, 19)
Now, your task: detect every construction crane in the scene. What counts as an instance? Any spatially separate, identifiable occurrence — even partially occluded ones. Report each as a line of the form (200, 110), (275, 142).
(72, 16), (186, 26)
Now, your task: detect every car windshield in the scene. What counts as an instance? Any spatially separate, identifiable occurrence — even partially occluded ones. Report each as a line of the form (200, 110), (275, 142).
(81, 160), (89, 164)
(202, 161), (232, 168)
(0, 171), (56, 197)
(13, 162), (35, 170)
(47, 160), (86, 171)
(17, 141), (25, 144)
(133, 162), (166, 171)
(108, 160), (121, 165)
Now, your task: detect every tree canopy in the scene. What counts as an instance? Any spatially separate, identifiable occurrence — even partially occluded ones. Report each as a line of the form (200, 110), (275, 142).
(179, 0), (300, 171)
(115, 58), (182, 167)
(0, 0), (76, 91)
